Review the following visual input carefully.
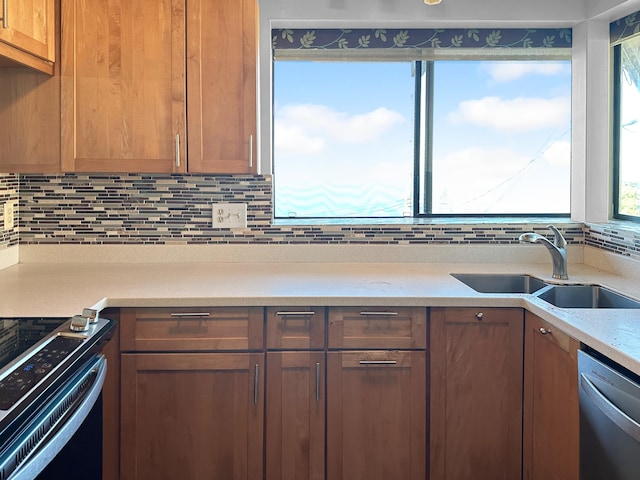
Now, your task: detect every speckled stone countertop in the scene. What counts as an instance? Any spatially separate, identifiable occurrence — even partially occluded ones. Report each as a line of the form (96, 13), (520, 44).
(1, 244), (639, 375)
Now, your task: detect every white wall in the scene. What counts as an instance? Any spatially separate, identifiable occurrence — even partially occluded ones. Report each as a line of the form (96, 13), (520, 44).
(256, 0), (640, 223)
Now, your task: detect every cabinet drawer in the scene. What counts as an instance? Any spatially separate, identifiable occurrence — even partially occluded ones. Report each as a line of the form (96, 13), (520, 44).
(266, 307), (326, 350)
(328, 307), (426, 349)
(120, 307), (264, 351)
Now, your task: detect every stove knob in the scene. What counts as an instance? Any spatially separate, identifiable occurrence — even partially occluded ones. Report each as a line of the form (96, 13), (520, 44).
(70, 315), (90, 332)
(82, 308), (99, 324)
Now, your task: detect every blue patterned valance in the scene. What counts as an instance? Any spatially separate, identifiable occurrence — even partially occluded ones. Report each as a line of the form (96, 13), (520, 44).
(611, 11), (640, 44)
(272, 28), (572, 51)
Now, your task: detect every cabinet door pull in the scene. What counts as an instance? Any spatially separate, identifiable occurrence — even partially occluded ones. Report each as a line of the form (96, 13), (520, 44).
(254, 364), (259, 404)
(275, 311), (315, 316)
(315, 362), (321, 402)
(170, 312), (211, 318)
(248, 134), (253, 168)
(475, 312), (484, 321)
(175, 134), (181, 167)
(359, 360), (397, 365)
(359, 311), (399, 317)
(1, 0), (7, 29)
(539, 327), (551, 335)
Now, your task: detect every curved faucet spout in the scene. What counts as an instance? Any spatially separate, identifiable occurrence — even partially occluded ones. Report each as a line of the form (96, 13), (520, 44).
(518, 225), (568, 280)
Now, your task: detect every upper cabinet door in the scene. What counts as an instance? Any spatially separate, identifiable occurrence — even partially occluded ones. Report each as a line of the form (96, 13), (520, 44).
(186, 0), (257, 173)
(60, 0), (187, 173)
(0, 0), (55, 73)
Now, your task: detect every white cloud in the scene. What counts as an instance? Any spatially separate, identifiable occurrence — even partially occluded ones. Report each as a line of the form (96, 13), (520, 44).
(484, 62), (567, 83)
(274, 103), (405, 156)
(448, 96), (570, 132)
(543, 140), (571, 166)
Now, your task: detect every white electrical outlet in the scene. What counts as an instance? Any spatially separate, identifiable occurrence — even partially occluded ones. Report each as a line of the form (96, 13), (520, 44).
(3, 202), (15, 230)
(211, 203), (247, 229)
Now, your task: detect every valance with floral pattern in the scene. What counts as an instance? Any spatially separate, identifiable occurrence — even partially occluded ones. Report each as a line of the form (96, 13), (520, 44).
(272, 28), (572, 51)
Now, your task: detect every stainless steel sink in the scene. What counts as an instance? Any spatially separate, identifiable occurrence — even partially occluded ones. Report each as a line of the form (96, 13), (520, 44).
(536, 284), (640, 309)
(451, 273), (549, 294)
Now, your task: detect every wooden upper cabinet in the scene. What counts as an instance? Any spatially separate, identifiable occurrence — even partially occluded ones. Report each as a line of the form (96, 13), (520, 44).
(60, 0), (187, 173)
(0, 0), (55, 73)
(186, 0), (257, 173)
(60, 0), (257, 174)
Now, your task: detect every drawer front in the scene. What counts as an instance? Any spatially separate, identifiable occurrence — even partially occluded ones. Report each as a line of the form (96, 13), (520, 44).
(266, 307), (326, 350)
(120, 307), (264, 352)
(328, 307), (427, 349)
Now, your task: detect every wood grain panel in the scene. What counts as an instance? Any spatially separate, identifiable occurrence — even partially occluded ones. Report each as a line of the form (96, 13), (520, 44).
(186, 0), (256, 173)
(266, 352), (325, 480)
(119, 307), (264, 351)
(0, 0), (55, 62)
(120, 352), (264, 480)
(328, 306), (426, 349)
(326, 350), (427, 480)
(61, 0), (186, 172)
(430, 307), (524, 480)
(523, 312), (579, 480)
(266, 307), (326, 350)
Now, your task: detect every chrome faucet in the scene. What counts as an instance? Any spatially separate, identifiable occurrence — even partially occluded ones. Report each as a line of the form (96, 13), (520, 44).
(519, 225), (568, 280)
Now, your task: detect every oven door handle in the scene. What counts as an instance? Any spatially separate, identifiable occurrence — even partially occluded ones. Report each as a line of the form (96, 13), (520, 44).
(580, 372), (640, 443)
(8, 355), (108, 480)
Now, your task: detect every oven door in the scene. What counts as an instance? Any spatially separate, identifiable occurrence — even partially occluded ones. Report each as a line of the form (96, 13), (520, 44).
(2, 354), (107, 480)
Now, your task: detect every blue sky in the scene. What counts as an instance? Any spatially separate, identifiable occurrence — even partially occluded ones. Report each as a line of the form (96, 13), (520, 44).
(273, 58), (572, 217)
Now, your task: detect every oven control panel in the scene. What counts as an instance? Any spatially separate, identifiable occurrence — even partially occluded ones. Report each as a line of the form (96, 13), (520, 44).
(0, 336), (84, 410)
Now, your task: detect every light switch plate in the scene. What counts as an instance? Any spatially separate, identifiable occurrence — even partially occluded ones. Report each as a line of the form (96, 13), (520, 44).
(211, 203), (247, 229)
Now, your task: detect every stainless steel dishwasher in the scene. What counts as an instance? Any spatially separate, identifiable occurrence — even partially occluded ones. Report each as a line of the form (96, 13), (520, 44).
(578, 349), (640, 479)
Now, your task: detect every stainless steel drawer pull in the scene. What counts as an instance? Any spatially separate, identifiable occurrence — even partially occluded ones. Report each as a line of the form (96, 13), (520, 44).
(254, 364), (259, 404)
(539, 327), (551, 335)
(315, 362), (320, 402)
(359, 311), (399, 316)
(276, 311), (316, 316)
(175, 134), (181, 167)
(1, 0), (7, 29)
(170, 312), (211, 318)
(248, 134), (253, 168)
(359, 360), (397, 365)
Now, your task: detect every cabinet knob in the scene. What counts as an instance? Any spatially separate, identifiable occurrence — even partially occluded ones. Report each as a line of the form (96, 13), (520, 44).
(539, 327), (551, 335)
(475, 312), (484, 321)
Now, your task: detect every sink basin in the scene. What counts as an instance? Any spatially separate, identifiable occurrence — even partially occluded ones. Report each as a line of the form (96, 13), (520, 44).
(451, 273), (549, 294)
(536, 284), (640, 309)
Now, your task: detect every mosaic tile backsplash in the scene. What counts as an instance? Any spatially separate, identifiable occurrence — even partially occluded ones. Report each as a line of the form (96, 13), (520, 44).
(0, 173), (638, 261)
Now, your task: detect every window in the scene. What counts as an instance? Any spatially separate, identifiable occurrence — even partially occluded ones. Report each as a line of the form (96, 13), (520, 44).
(613, 28), (640, 221)
(272, 28), (572, 220)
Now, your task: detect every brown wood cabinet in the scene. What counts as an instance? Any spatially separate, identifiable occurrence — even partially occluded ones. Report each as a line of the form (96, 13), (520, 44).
(0, 0), (60, 173)
(119, 307), (264, 480)
(266, 351), (325, 480)
(523, 312), (579, 480)
(328, 306), (426, 350)
(60, 0), (256, 174)
(0, 0), (55, 73)
(186, 0), (256, 173)
(265, 306), (427, 480)
(430, 307), (524, 480)
(326, 350), (427, 480)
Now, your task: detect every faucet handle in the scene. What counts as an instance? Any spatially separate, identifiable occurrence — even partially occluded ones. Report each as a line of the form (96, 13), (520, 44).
(546, 225), (567, 249)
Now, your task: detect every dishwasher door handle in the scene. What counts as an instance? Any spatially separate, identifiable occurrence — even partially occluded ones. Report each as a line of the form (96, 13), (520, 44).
(580, 372), (640, 443)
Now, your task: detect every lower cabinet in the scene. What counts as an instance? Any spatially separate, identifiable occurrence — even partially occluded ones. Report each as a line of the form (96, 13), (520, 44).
(266, 351), (326, 480)
(114, 305), (578, 480)
(523, 312), (580, 480)
(120, 352), (264, 480)
(326, 350), (427, 480)
(265, 306), (427, 480)
(429, 307), (524, 480)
